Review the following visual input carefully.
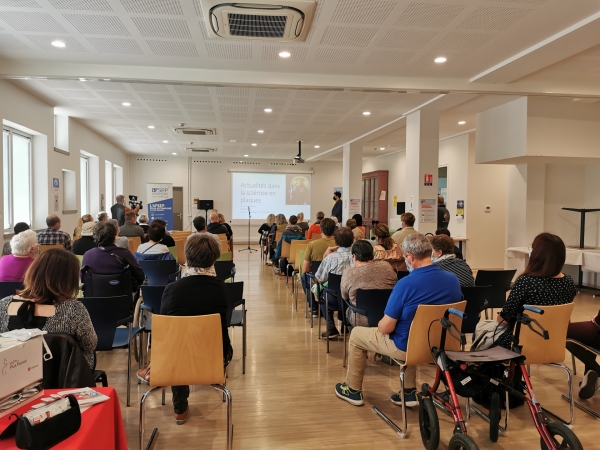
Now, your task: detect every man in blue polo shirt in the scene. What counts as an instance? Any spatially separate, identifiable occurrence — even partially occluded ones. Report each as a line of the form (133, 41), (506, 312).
(335, 233), (463, 407)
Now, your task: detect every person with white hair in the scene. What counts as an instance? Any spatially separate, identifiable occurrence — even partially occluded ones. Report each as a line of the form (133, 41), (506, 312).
(0, 230), (38, 281)
(97, 211), (108, 223)
(108, 219), (130, 249)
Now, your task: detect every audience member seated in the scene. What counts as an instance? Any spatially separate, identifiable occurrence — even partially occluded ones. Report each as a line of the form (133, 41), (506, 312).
(72, 222), (97, 255)
(37, 214), (72, 251)
(373, 224), (404, 271)
(159, 234), (233, 424)
(314, 227), (355, 338)
(352, 214), (366, 236)
(297, 212), (309, 233)
(258, 214), (276, 236)
(73, 214), (93, 240)
(435, 228), (463, 259)
(188, 216), (221, 247)
(335, 234), (462, 407)
(134, 223), (176, 262)
(2, 222), (29, 256)
(391, 213), (420, 247)
(265, 214), (288, 265)
(138, 214), (149, 234)
(330, 216), (339, 227)
(341, 241), (397, 327)
(352, 227), (364, 242)
(0, 249), (97, 369)
(207, 212), (229, 239)
(218, 213), (233, 240)
(0, 230), (38, 281)
(81, 222), (145, 292)
(107, 219), (129, 249)
(272, 215), (305, 273)
(119, 211), (145, 241)
(494, 232), (576, 350)
(151, 219), (175, 247)
(307, 211), (324, 239)
(282, 215), (303, 238)
(346, 219), (357, 230)
(430, 235), (474, 287)
(568, 310), (600, 400)
(97, 211), (108, 223)
(275, 214), (288, 233)
(301, 218), (336, 314)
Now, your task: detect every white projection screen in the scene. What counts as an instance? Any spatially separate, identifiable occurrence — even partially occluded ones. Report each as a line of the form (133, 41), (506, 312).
(231, 172), (311, 221)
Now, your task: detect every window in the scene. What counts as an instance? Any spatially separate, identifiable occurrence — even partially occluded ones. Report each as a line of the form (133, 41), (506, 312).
(3, 127), (32, 232)
(105, 160), (112, 208)
(80, 155), (89, 214)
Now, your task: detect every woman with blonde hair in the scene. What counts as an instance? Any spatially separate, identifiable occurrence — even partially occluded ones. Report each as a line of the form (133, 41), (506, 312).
(297, 212), (309, 233)
(373, 223), (404, 271)
(275, 214), (288, 232)
(73, 214), (93, 240)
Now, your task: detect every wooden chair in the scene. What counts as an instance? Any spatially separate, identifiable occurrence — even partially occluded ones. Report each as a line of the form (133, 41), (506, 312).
(310, 234), (322, 241)
(280, 240), (291, 281)
(289, 242), (308, 300)
(169, 230), (191, 239)
(139, 314), (232, 450)
(219, 252), (232, 261)
(520, 302), (575, 425)
(295, 250), (306, 310)
(127, 236), (141, 253)
(39, 244), (63, 254)
(275, 231), (283, 244)
(174, 238), (186, 266)
(373, 301), (466, 438)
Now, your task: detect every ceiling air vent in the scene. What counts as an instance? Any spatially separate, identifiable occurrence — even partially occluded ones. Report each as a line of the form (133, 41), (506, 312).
(172, 127), (216, 135)
(201, 0), (316, 42)
(185, 147), (218, 153)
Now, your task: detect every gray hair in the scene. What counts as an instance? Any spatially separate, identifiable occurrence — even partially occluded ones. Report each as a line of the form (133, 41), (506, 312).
(186, 234), (220, 268)
(97, 211), (108, 222)
(107, 219), (120, 233)
(11, 229), (38, 256)
(401, 233), (432, 259)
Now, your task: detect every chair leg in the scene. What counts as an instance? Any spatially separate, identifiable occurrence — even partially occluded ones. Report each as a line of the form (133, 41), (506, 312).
(325, 294), (330, 353)
(101, 372), (108, 388)
(571, 353), (577, 375)
(541, 363), (574, 426)
(317, 297), (322, 339)
(127, 323), (133, 407)
(162, 388), (165, 406)
(242, 309), (247, 375)
(212, 385), (233, 450)
(139, 386), (161, 450)
(372, 366), (407, 438)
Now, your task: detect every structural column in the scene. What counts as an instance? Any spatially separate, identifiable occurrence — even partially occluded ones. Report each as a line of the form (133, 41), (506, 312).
(405, 109), (440, 234)
(342, 142), (362, 224)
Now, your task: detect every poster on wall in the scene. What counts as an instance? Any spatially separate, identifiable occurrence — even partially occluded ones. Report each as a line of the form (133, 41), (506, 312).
(147, 183), (173, 230)
(456, 200), (465, 219)
(349, 199), (361, 216)
(420, 198), (436, 223)
(423, 174), (433, 186)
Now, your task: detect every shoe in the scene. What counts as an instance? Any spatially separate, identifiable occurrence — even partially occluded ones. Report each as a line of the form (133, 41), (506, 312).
(579, 370), (599, 400)
(311, 310), (319, 318)
(335, 383), (364, 406)
(321, 328), (340, 339)
(265, 260), (273, 266)
(390, 388), (418, 407)
(174, 407), (189, 425)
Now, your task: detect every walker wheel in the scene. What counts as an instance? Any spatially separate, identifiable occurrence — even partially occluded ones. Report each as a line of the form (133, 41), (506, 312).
(418, 395), (440, 450)
(448, 433), (480, 450)
(540, 422), (583, 450)
(489, 392), (500, 442)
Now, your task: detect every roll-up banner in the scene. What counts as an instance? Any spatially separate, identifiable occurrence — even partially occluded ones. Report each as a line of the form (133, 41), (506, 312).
(147, 183), (173, 230)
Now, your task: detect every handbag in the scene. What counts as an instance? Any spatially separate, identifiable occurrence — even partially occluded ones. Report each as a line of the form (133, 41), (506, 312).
(471, 320), (508, 351)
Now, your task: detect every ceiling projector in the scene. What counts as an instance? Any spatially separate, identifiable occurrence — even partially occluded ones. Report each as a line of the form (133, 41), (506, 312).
(293, 141), (305, 164)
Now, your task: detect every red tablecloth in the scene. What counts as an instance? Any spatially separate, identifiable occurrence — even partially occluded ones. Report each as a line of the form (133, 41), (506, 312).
(0, 387), (128, 450)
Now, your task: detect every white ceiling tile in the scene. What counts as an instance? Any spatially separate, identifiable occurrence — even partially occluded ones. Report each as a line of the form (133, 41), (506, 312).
(86, 37), (143, 54)
(178, 94), (212, 103)
(217, 96), (248, 105)
(364, 50), (415, 66)
(41, 79), (84, 89)
(83, 105), (113, 112)
(205, 42), (251, 60)
(92, 113), (123, 119)
(69, 98), (107, 105)
(457, 6), (533, 31)
(256, 88), (291, 98)
(131, 17), (191, 39)
(332, 91), (369, 101)
(57, 89), (97, 98)
(294, 91), (331, 100)
(0, 0), (40, 6)
(396, 3), (467, 28)
(126, 113), (152, 119)
(184, 103), (213, 111)
(0, 34), (30, 49)
(0, 11), (66, 32)
(145, 101), (178, 109)
(63, 14), (130, 35)
(331, 0), (397, 25)
(490, 0), (546, 3)
(147, 40), (198, 57)
(314, 48), (361, 64)
(262, 46), (307, 62)
(25, 34), (87, 51)
(84, 80), (127, 90)
(120, 0), (183, 15)
(137, 92), (174, 101)
(434, 32), (496, 52)
(254, 98), (286, 107)
(216, 86), (249, 96)
(188, 112), (215, 119)
(172, 85), (210, 95)
(377, 29), (437, 49)
(48, 0), (112, 11)
(98, 90), (135, 99)
(218, 105), (247, 113)
(320, 26), (378, 47)
(130, 83), (169, 92)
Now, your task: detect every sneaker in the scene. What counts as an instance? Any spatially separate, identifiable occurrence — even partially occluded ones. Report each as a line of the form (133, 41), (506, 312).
(265, 260), (273, 266)
(579, 370), (599, 400)
(321, 328), (340, 339)
(390, 388), (418, 407)
(335, 383), (364, 406)
(174, 407), (189, 425)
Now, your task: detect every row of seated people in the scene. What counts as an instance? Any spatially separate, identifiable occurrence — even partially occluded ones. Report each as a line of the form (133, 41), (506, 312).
(0, 233), (232, 424)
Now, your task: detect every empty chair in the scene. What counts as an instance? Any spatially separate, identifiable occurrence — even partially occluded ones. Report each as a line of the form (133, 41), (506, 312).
(225, 282), (246, 374)
(80, 295), (143, 407)
(38, 244), (63, 254)
(460, 285), (492, 334)
(475, 269), (516, 315)
(397, 271), (409, 281)
(215, 260), (235, 282)
(0, 281), (23, 299)
(139, 259), (179, 285)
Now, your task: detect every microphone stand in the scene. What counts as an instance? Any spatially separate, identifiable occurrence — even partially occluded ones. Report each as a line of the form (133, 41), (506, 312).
(239, 206), (257, 253)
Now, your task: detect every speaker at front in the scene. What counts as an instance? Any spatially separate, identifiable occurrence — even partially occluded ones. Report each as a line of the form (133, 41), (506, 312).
(198, 200), (214, 210)
(396, 202), (405, 215)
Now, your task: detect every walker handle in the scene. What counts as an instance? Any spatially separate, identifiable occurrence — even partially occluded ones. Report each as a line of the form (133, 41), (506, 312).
(524, 305), (544, 315)
(448, 308), (466, 319)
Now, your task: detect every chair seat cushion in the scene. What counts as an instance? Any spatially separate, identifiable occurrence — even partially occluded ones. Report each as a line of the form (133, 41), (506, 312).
(446, 346), (521, 363)
(113, 326), (143, 348)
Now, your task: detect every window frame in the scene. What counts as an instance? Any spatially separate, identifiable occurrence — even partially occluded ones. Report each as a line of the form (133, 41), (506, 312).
(3, 126), (33, 233)
(80, 154), (89, 215)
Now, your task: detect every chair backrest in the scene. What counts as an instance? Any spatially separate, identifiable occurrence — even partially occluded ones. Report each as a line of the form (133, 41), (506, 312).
(150, 314), (224, 386)
(0, 281), (24, 299)
(275, 231), (283, 243)
(168, 246), (177, 260)
(140, 285), (167, 314)
(224, 281), (244, 327)
(218, 252), (232, 261)
(355, 289), (394, 327)
(75, 254), (84, 266)
(288, 240), (301, 265)
(215, 260), (234, 281)
(39, 244), (63, 254)
(397, 271), (409, 281)
(460, 285), (492, 333)
(42, 333), (95, 389)
(298, 250), (305, 277)
(327, 273), (342, 296)
(311, 260), (321, 275)
(405, 301), (467, 366)
(474, 270), (516, 309)
(170, 231), (192, 239)
(281, 240), (291, 259)
(81, 269), (132, 298)
(310, 234), (322, 240)
(127, 236), (141, 254)
(520, 302), (574, 364)
(139, 259), (179, 285)
(79, 296), (131, 351)
(174, 238), (186, 265)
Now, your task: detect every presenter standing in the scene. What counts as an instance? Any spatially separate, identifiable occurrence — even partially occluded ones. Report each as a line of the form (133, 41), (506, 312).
(332, 191), (342, 223)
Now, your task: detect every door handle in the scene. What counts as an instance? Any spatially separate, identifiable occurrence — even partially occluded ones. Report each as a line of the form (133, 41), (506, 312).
(177, 213), (182, 219)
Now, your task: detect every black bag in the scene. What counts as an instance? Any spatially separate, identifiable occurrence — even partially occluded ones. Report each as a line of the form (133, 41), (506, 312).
(14, 394), (81, 450)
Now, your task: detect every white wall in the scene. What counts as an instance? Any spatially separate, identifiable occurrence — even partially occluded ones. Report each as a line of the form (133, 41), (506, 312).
(439, 134), (468, 238)
(528, 116), (600, 159)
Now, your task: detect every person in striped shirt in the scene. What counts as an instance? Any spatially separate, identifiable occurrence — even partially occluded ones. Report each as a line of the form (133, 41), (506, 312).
(430, 235), (474, 287)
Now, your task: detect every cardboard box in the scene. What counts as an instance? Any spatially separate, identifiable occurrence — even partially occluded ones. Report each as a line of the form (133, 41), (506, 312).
(0, 336), (43, 400)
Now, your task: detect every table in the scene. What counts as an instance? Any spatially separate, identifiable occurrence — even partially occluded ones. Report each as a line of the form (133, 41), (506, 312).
(0, 387), (127, 450)
(452, 237), (467, 255)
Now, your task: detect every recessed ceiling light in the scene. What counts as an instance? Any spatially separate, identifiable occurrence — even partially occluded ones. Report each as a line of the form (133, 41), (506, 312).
(163, 140), (168, 143)
(363, 111), (371, 116)
(51, 40), (65, 48)
(172, 152), (177, 155)
(79, 78), (86, 81)
(251, 143), (257, 146)
(244, 154), (249, 157)
(434, 56), (447, 63)
(379, 147), (385, 150)
(122, 102), (131, 106)
(314, 145), (320, 148)
(279, 51), (291, 58)
(458, 121), (466, 125)
(148, 125), (154, 129)
(264, 108), (272, 113)
(257, 130), (264, 133)
(230, 139), (236, 143)
(103, 78), (110, 81)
